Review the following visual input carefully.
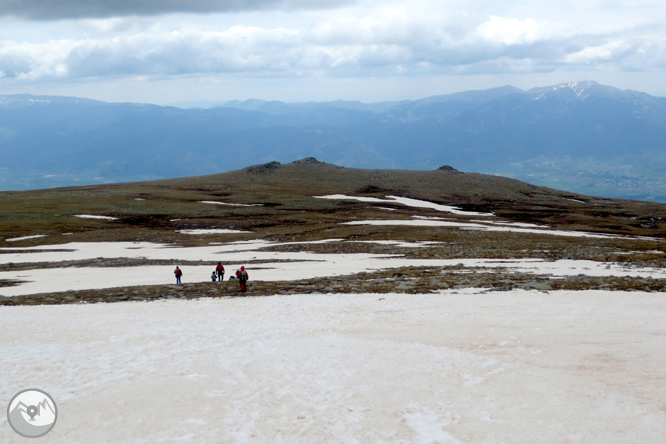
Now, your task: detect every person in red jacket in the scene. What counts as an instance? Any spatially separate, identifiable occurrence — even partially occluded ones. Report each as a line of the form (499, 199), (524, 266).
(215, 262), (225, 281)
(236, 266), (249, 293)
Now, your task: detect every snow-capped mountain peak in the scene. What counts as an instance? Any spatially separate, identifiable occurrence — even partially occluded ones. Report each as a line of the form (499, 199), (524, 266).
(564, 80), (598, 97)
(529, 80), (602, 100)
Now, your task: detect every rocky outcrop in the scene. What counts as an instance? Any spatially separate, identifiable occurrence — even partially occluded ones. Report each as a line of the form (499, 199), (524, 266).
(246, 161), (282, 173)
(292, 157), (328, 165)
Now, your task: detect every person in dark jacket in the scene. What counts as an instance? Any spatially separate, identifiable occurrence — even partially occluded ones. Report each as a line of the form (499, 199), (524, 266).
(174, 266), (183, 284)
(215, 262), (225, 281)
(236, 266), (249, 293)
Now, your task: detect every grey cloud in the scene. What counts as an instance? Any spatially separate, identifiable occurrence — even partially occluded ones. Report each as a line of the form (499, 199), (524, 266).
(60, 30), (303, 78)
(0, 52), (33, 78)
(0, 0), (354, 21)
(2, 18), (665, 83)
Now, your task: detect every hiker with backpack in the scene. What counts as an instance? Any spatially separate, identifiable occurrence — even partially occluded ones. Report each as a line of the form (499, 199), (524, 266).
(215, 262), (225, 281)
(236, 266), (249, 293)
(174, 266), (183, 284)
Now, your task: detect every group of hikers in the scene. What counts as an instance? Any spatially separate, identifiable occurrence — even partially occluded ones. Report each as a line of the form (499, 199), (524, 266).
(173, 262), (249, 293)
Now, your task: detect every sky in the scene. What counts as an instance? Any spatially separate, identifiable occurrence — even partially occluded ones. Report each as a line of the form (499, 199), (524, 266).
(0, 0), (665, 105)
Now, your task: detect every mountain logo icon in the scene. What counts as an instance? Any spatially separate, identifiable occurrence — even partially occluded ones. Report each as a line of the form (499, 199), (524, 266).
(7, 389), (57, 438)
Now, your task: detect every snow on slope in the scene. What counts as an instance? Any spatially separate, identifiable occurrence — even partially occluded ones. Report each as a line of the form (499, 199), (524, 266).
(316, 194), (495, 216)
(2, 291), (665, 442)
(2, 240), (666, 297)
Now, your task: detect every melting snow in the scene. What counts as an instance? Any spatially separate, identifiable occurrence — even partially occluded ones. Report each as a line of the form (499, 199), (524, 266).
(1, 291), (665, 442)
(316, 195), (495, 216)
(5, 235), (47, 242)
(345, 217), (649, 239)
(1, 240), (665, 297)
(178, 229), (252, 235)
(200, 201), (262, 207)
(75, 215), (119, 221)
(350, 240), (444, 248)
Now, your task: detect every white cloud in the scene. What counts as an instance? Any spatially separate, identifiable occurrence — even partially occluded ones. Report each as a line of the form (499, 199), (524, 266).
(476, 16), (542, 45)
(0, 0), (665, 101)
(1, 14), (664, 81)
(564, 41), (626, 64)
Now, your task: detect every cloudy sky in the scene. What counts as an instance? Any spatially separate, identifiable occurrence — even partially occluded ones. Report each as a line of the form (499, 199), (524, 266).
(1, 0), (665, 105)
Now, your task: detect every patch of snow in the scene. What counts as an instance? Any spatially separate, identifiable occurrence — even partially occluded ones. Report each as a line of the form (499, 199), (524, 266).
(316, 195), (495, 216)
(350, 240), (444, 248)
(75, 215), (119, 221)
(200, 201), (262, 207)
(344, 218), (653, 240)
(254, 239), (343, 247)
(615, 250), (664, 255)
(471, 219), (546, 229)
(5, 235), (47, 242)
(178, 229), (252, 235)
(0, 240), (275, 265)
(387, 195), (494, 217)
(316, 194), (387, 203)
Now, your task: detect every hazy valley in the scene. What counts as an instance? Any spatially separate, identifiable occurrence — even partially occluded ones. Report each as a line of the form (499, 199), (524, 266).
(2, 80), (666, 201)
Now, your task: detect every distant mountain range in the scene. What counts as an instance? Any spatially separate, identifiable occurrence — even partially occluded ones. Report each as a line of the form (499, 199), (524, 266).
(2, 80), (666, 201)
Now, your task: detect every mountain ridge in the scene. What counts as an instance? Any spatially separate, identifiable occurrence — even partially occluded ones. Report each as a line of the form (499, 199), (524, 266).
(2, 81), (665, 201)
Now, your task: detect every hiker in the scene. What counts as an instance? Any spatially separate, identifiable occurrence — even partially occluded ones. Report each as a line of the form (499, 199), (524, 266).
(211, 271), (217, 282)
(174, 266), (183, 284)
(215, 262), (225, 281)
(236, 266), (249, 293)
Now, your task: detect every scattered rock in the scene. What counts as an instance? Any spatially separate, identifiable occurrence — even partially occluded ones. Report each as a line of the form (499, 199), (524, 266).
(523, 281), (552, 291)
(292, 157), (326, 165)
(395, 282), (414, 291)
(638, 217), (663, 228)
(247, 161), (282, 173)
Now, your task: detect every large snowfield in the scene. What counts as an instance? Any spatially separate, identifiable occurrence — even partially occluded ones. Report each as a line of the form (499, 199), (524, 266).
(2, 195), (666, 442)
(2, 290), (666, 443)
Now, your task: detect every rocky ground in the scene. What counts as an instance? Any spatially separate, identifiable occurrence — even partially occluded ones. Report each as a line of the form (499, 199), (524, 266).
(3, 263), (665, 306)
